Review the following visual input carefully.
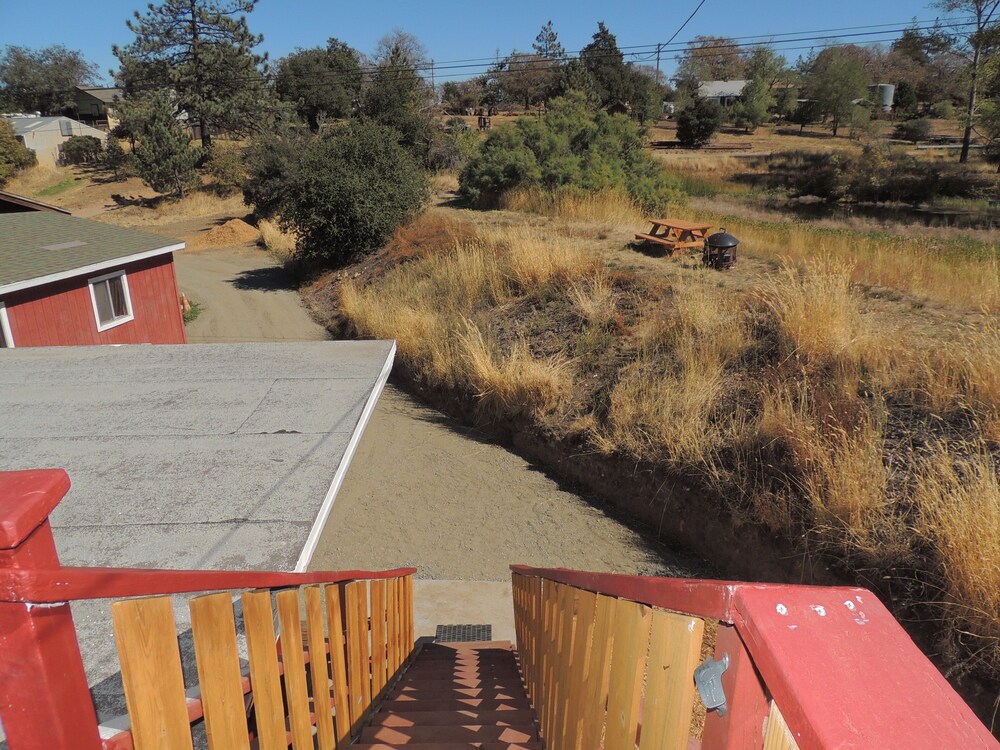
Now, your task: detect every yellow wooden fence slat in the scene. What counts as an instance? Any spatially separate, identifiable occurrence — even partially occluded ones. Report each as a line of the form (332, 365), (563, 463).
(764, 702), (802, 750)
(323, 584), (352, 750)
(189, 593), (251, 750)
(276, 589), (313, 750)
(304, 586), (336, 750)
(112, 597), (195, 750)
(553, 582), (578, 750)
(580, 593), (617, 745)
(241, 590), (286, 750)
(605, 599), (652, 750)
(531, 576), (542, 705)
(403, 574), (414, 661)
(638, 610), (705, 750)
(370, 579), (388, 697)
(344, 580), (371, 727)
(567, 588), (597, 750)
(388, 577), (400, 673)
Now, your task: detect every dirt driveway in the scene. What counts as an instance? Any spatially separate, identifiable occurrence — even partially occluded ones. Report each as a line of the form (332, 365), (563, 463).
(174, 243), (328, 343)
(168, 223), (704, 582)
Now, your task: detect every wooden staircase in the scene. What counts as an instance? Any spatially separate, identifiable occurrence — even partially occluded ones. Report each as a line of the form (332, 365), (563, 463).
(356, 640), (542, 750)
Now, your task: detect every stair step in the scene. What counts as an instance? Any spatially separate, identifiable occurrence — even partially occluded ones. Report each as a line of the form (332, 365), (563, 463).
(373, 709), (537, 727)
(400, 675), (521, 690)
(381, 697), (532, 712)
(361, 724), (538, 744)
(390, 687), (527, 701)
(353, 743), (543, 750)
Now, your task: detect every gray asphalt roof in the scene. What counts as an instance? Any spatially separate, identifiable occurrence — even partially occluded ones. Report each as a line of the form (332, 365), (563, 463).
(0, 212), (181, 290)
(698, 80), (748, 98)
(0, 340), (395, 733)
(77, 87), (122, 105)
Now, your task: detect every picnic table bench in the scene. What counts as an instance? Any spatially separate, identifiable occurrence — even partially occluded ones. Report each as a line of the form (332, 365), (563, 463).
(635, 219), (714, 253)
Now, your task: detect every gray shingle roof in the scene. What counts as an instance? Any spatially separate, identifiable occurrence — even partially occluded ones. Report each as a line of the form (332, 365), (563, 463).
(698, 80), (748, 99)
(77, 87), (122, 105)
(0, 212), (182, 291)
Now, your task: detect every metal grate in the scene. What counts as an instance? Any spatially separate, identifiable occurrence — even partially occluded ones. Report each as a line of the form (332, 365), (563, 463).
(435, 624), (492, 643)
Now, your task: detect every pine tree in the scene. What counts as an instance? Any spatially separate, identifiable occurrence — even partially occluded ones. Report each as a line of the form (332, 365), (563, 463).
(122, 90), (201, 197)
(113, 0), (268, 150)
(533, 21), (565, 59)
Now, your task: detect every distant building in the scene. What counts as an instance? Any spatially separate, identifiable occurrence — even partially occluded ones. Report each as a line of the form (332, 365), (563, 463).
(0, 202), (186, 348)
(4, 116), (107, 168)
(697, 80), (748, 107)
(72, 87), (122, 130)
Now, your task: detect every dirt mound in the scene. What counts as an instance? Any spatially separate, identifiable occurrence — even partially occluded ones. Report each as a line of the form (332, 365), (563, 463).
(187, 218), (260, 249)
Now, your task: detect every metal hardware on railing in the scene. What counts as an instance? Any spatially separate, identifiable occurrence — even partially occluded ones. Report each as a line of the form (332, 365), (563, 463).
(694, 652), (730, 716)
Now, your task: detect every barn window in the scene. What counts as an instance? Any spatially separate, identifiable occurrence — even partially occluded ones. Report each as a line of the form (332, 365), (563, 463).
(59, 120), (73, 137)
(0, 303), (13, 348)
(88, 271), (134, 331)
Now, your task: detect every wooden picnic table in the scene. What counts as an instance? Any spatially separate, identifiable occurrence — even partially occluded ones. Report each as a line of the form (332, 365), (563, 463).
(635, 218), (714, 253)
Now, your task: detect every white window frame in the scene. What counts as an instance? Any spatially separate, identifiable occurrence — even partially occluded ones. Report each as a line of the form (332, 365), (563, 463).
(88, 270), (134, 332)
(0, 302), (13, 348)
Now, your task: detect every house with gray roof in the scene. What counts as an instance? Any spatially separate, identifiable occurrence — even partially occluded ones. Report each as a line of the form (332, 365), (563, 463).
(0, 208), (186, 348)
(5, 115), (107, 167)
(73, 86), (122, 129)
(697, 80), (748, 106)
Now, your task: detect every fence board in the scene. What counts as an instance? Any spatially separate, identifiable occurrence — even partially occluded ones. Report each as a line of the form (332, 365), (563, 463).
(112, 597), (194, 750)
(189, 593), (251, 750)
(403, 574), (414, 660)
(324, 584), (352, 750)
(276, 589), (313, 750)
(553, 583), (578, 749)
(344, 580), (371, 727)
(242, 590), (286, 750)
(638, 610), (705, 750)
(764, 702), (801, 750)
(605, 599), (652, 750)
(567, 589), (597, 750)
(581, 593), (617, 743)
(385, 578), (399, 675)
(370, 579), (388, 696)
(304, 586), (336, 750)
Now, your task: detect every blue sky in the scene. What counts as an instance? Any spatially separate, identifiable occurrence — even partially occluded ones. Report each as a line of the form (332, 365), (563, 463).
(1, 0), (948, 85)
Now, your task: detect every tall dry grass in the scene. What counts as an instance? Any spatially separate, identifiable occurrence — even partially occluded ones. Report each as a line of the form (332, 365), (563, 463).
(686, 208), (1000, 310)
(915, 444), (1000, 668)
(501, 187), (646, 230)
(99, 190), (248, 227)
(339, 220), (593, 420)
(258, 219), (297, 262)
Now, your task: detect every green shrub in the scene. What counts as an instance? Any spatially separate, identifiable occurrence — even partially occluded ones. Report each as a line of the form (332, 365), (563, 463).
(893, 118), (932, 144)
(243, 130), (305, 220)
(205, 145), (245, 195)
(930, 100), (955, 120)
(60, 135), (103, 164)
(459, 92), (680, 213)
(0, 118), (35, 186)
(103, 137), (133, 180)
(676, 98), (724, 147)
(245, 120), (428, 266)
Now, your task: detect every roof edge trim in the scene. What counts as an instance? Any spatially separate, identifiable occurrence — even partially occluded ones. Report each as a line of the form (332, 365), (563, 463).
(0, 242), (185, 296)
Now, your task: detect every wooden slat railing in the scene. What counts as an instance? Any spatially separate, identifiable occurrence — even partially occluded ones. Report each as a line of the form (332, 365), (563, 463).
(0, 469), (415, 750)
(511, 565), (999, 750)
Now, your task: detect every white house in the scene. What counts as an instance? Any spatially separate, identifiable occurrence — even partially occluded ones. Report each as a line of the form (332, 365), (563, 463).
(5, 116), (107, 168)
(697, 80), (748, 107)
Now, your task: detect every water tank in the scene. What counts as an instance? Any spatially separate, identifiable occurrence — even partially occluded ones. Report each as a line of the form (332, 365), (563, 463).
(877, 84), (895, 112)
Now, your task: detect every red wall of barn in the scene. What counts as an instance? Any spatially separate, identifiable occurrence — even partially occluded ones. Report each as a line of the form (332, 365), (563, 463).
(2, 253), (186, 347)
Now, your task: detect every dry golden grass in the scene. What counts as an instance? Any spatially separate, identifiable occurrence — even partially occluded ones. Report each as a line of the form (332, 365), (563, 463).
(339, 220), (588, 420)
(916, 444), (1000, 668)
(258, 219), (297, 262)
(5, 164), (71, 196)
(431, 171), (460, 193)
(682, 208), (1000, 311)
(501, 187), (646, 230)
(569, 272), (617, 329)
(100, 190), (247, 227)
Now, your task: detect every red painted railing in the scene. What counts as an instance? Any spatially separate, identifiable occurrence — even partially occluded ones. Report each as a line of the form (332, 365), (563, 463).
(0, 469), (415, 750)
(510, 564), (999, 750)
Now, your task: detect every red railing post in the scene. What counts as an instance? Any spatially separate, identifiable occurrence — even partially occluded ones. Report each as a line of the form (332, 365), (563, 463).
(0, 470), (102, 750)
(701, 623), (769, 750)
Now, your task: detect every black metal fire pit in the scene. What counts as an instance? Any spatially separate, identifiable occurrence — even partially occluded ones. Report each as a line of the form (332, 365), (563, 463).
(703, 230), (738, 270)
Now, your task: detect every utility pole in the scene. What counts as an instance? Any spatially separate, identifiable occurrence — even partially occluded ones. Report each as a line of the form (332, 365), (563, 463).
(655, 42), (662, 81)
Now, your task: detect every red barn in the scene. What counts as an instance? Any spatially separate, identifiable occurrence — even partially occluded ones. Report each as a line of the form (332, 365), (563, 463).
(0, 199), (187, 348)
